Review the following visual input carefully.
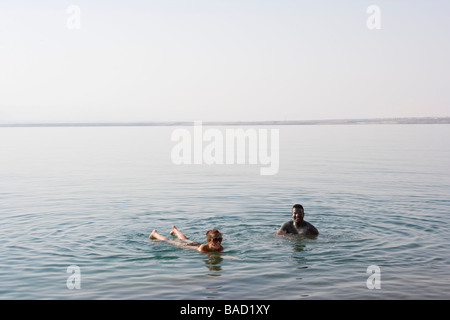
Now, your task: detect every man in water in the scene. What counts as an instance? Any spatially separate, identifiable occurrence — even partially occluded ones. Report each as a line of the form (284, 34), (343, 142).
(275, 204), (319, 236)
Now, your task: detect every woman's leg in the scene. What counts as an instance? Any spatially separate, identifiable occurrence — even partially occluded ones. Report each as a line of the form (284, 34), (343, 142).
(150, 228), (197, 249)
(150, 227), (203, 251)
(149, 229), (169, 241)
(169, 225), (188, 240)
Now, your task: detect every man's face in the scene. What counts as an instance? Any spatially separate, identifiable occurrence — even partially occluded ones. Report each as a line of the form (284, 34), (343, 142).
(292, 207), (304, 223)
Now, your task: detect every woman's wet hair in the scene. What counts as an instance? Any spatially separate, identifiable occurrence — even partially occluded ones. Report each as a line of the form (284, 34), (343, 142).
(206, 229), (222, 242)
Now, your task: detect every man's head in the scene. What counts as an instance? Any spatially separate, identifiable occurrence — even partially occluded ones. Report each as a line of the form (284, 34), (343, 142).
(292, 204), (304, 224)
(206, 229), (223, 250)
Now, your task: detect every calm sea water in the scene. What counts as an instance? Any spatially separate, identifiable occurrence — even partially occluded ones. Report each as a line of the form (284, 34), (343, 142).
(1, 124), (449, 299)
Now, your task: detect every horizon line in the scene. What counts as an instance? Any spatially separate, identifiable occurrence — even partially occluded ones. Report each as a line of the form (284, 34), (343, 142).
(1, 116), (450, 127)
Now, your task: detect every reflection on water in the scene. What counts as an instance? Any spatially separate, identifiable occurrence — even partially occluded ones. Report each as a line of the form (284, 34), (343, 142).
(289, 238), (310, 299)
(205, 286), (223, 299)
(291, 241), (306, 253)
(290, 239), (308, 271)
(205, 254), (223, 276)
(204, 254), (224, 299)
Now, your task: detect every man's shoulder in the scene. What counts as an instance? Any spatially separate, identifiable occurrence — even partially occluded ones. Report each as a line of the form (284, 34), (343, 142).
(304, 221), (319, 235)
(304, 221), (315, 228)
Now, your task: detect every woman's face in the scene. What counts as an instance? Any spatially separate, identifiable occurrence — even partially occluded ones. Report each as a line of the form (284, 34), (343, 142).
(209, 235), (222, 250)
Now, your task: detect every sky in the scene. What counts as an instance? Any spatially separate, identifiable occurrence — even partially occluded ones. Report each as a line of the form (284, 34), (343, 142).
(0, 0), (449, 123)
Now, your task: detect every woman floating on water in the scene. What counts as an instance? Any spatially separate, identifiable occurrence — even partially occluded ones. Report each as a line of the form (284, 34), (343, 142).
(149, 225), (224, 253)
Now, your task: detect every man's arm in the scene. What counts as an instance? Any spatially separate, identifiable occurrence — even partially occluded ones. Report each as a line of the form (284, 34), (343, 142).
(275, 221), (291, 236)
(275, 228), (287, 236)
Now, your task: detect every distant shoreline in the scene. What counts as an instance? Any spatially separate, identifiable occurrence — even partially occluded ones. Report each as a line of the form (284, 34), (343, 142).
(1, 117), (450, 127)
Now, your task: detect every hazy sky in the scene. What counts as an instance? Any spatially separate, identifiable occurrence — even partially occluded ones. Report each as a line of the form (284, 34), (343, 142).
(1, 0), (449, 122)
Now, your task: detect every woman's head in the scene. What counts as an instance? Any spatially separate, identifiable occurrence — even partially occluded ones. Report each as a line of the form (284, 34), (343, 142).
(206, 229), (222, 250)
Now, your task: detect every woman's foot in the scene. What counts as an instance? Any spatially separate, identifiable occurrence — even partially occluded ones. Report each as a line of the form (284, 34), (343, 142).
(169, 225), (188, 240)
(149, 229), (158, 239)
(169, 225), (178, 235)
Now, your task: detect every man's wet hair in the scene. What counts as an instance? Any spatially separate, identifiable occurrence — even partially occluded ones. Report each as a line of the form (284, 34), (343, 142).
(292, 204), (304, 210)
